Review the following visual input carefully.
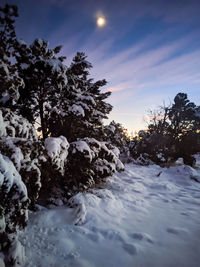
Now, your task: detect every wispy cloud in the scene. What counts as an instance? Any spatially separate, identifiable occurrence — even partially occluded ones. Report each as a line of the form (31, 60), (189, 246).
(87, 31), (200, 93)
(79, 28), (200, 131)
(6, 0), (200, 131)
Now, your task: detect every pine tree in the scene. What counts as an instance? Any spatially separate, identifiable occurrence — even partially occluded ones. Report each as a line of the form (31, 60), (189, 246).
(48, 52), (112, 142)
(168, 93), (200, 139)
(0, 4), (24, 107)
(168, 93), (200, 165)
(16, 38), (67, 139)
(131, 93), (200, 166)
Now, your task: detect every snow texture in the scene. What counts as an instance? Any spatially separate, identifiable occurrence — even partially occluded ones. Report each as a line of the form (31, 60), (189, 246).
(0, 109), (38, 141)
(71, 140), (93, 162)
(69, 104), (85, 117)
(0, 257), (5, 267)
(45, 136), (69, 174)
(19, 163), (200, 267)
(0, 154), (28, 200)
(1, 138), (43, 204)
(0, 154), (29, 267)
(8, 235), (25, 267)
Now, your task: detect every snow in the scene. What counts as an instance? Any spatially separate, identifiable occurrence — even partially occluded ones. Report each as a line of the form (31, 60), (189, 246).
(0, 215), (6, 233)
(69, 104), (85, 117)
(20, 63), (29, 70)
(0, 154), (28, 266)
(18, 39), (27, 46)
(107, 124), (115, 133)
(0, 109), (38, 140)
(71, 140), (92, 162)
(5, 138), (24, 171)
(36, 38), (45, 47)
(0, 257), (5, 267)
(0, 111), (7, 137)
(45, 59), (64, 73)
(45, 136), (69, 174)
(156, 152), (165, 162)
(77, 94), (96, 106)
(0, 62), (9, 75)
(0, 154), (28, 199)
(8, 235), (25, 267)
(19, 163), (200, 267)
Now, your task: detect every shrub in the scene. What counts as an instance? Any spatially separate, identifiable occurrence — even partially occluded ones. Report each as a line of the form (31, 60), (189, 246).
(66, 138), (124, 192)
(0, 154), (29, 266)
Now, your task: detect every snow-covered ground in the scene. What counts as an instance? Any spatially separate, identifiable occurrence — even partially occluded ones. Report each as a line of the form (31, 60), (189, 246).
(20, 163), (200, 267)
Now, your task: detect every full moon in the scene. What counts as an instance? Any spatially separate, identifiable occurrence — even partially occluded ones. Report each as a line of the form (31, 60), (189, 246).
(97, 17), (106, 27)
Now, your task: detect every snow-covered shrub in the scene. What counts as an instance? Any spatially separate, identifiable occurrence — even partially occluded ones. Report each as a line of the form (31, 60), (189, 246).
(0, 108), (38, 141)
(0, 154), (29, 266)
(104, 121), (131, 163)
(39, 136), (70, 205)
(132, 153), (153, 166)
(44, 136), (69, 175)
(0, 4), (24, 108)
(66, 138), (124, 191)
(0, 138), (45, 207)
(130, 132), (172, 166)
(0, 108), (45, 207)
(7, 234), (25, 267)
(93, 140), (124, 178)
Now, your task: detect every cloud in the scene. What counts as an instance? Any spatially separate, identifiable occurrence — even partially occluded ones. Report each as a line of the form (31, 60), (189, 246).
(106, 85), (125, 92)
(6, 0), (200, 132)
(90, 31), (200, 90)
(80, 27), (200, 131)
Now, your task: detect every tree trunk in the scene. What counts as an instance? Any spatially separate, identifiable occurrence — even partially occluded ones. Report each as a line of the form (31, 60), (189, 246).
(39, 101), (47, 140)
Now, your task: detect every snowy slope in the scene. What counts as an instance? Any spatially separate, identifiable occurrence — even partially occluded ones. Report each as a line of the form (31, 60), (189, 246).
(19, 164), (200, 267)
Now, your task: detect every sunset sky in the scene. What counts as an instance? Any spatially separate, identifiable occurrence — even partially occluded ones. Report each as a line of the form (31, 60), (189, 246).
(3, 0), (200, 134)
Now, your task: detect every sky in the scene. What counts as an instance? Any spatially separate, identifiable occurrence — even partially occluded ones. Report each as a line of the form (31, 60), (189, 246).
(3, 0), (200, 134)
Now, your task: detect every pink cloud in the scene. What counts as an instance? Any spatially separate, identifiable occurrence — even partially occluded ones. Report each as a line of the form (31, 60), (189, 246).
(106, 86), (124, 92)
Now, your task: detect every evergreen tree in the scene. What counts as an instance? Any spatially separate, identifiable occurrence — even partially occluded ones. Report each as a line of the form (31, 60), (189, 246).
(104, 121), (131, 162)
(0, 4), (24, 107)
(131, 93), (200, 166)
(168, 93), (200, 165)
(48, 52), (112, 142)
(16, 38), (67, 139)
(168, 93), (200, 139)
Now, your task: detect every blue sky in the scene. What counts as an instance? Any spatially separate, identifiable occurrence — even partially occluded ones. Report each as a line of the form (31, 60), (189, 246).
(3, 0), (200, 133)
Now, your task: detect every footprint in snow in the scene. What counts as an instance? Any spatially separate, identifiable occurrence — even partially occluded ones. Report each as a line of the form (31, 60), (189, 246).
(123, 243), (137, 255)
(132, 233), (143, 240)
(131, 189), (142, 194)
(131, 233), (154, 243)
(87, 233), (101, 242)
(180, 212), (190, 217)
(166, 227), (188, 235)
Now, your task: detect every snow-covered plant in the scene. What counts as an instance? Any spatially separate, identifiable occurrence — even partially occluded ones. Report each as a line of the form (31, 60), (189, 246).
(0, 5), (24, 107)
(130, 131), (172, 165)
(131, 93), (200, 166)
(66, 138), (124, 191)
(44, 136), (69, 175)
(16, 38), (67, 139)
(48, 52), (112, 142)
(0, 108), (38, 140)
(0, 108), (45, 207)
(0, 154), (29, 266)
(0, 138), (44, 207)
(104, 121), (132, 163)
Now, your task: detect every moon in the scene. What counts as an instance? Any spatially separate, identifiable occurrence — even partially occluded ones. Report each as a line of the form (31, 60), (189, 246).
(97, 17), (106, 27)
